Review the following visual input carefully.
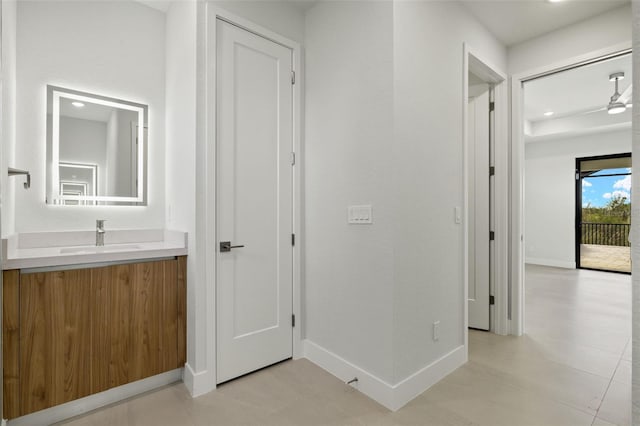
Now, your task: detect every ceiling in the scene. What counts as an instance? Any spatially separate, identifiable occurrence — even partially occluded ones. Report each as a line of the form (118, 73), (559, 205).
(525, 53), (632, 121)
(60, 98), (114, 123)
(461, 0), (629, 47)
(135, 0), (171, 12)
(523, 52), (632, 141)
(135, 0), (318, 14)
(134, 0), (629, 47)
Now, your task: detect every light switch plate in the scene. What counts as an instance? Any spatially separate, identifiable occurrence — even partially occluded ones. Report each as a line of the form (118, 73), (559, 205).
(454, 206), (462, 224)
(348, 205), (372, 224)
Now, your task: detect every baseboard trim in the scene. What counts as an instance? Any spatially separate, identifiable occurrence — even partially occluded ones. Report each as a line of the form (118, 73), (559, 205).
(525, 257), (575, 269)
(391, 345), (466, 410)
(303, 340), (395, 409)
(303, 340), (466, 411)
(8, 369), (183, 426)
(183, 362), (215, 397)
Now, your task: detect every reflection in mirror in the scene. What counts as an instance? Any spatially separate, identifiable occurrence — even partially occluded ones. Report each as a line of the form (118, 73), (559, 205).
(59, 162), (97, 205)
(46, 85), (147, 205)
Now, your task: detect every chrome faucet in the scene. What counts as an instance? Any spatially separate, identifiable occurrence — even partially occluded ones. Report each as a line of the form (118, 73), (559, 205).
(96, 220), (106, 246)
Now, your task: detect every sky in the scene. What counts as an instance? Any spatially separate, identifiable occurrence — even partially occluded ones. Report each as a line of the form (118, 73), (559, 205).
(582, 168), (631, 208)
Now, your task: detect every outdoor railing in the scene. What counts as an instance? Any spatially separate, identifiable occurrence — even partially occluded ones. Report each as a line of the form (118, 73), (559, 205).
(581, 222), (631, 247)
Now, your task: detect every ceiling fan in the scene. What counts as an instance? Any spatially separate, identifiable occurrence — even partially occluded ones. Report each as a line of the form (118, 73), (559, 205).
(552, 72), (632, 119)
(606, 72), (631, 114)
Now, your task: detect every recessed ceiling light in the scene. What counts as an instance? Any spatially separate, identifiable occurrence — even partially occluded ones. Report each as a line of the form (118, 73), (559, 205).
(547, 0), (564, 3)
(627, 103), (633, 108)
(71, 101), (85, 108)
(543, 111), (554, 116)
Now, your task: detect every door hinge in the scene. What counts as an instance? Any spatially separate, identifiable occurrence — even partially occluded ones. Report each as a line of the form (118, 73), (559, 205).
(489, 295), (495, 305)
(489, 166), (495, 176)
(489, 231), (495, 241)
(291, 152), (296, 166)
(292, 234), (295, 246)
(576, 172), (580, 181)
(489, 101), (495, 112)
(291, 71), (295, 85)
(292, 314), (296, 327)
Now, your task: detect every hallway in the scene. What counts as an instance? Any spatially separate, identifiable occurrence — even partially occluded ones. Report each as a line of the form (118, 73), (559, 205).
(58, 265), (631, 426)
(469, 264), (631, 425)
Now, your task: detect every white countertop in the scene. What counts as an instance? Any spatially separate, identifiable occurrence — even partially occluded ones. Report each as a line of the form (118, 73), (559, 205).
(2, 229), (188, 270)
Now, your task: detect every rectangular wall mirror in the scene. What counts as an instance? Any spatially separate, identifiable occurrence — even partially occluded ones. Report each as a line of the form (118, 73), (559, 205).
(46, 85), (148, 206)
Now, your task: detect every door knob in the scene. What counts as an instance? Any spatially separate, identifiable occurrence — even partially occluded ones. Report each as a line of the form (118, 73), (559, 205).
(220, 241), (245, 252)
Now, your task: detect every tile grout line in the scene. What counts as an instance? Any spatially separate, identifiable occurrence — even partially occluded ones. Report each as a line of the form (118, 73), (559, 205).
(467, 356), (609, 420)
(590, 337), (630, 425)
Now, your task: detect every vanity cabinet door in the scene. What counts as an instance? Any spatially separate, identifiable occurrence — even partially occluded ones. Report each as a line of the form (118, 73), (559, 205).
(92, 260), (181, 391)
(20, 269), (94, 414)
(4, 257), (187, 419)
(3, 270), (20, 419)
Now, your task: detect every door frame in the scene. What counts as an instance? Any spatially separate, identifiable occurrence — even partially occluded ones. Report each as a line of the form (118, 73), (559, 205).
(463, 44), (509, 346)
(575, 152), (632, 273)
(198, 4), (303, 393)
(509, 42), (632, 336)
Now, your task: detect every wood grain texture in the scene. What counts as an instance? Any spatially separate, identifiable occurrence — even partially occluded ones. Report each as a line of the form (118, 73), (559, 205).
(90, 266), (111, 393)
(130, 261), (162, 381)
(20, 272), (47, 414)
(8, 257), (187, 417)
(177, 256), (187, 366)
(20, 269), (93, 414)
(3, 270), (20, 419)
(60, 269), (93, 403)
(162, 260), (178, 371)
(105, 264), (133, 390)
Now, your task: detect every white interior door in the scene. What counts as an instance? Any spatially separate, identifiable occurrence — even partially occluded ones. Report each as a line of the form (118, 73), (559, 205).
(468, 88), (490, 330)
(216, 19), (294, 384)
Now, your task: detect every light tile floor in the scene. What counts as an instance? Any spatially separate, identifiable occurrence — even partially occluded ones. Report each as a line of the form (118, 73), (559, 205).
(59, 265), (631, 426)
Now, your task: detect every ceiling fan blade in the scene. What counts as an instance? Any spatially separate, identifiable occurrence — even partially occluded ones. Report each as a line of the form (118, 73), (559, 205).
(576, 106), (607, 116)
(618, 83), (632, 104)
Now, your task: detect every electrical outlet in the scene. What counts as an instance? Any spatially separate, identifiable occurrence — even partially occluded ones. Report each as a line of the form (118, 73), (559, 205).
(433, 321), (440, 341)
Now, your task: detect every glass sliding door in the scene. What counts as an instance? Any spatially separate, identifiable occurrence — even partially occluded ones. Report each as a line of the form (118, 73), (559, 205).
(576, 153), (632, 273)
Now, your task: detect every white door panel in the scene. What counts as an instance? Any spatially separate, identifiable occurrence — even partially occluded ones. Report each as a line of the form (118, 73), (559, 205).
(216, 20), (293, 384)
(468, 89), (490, 331)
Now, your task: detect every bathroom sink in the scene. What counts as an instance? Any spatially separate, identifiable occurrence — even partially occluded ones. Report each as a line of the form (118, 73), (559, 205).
(59, 244), (142, 254)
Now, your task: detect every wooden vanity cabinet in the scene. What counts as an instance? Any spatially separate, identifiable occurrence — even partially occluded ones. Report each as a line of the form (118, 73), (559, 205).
(2, 256), (187, 419)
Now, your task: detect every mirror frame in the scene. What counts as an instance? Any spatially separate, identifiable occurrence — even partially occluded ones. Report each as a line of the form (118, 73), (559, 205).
(46, 85), (148, 206)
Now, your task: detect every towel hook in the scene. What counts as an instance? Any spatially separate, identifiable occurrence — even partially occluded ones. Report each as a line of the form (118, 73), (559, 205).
(8, 167), (31, 189)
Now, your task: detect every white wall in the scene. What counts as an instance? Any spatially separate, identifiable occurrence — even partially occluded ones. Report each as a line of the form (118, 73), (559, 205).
(59, 116), (107, 195)
(210, 1), (304, 43)
(2, 0), (17, 236)
(115, 109), (137, 197)
(525, 130), (631, 268)
(630, 4), (639, 424)
(165, 0), (306, 396)
(305, 0), (506, 391)
(508, 4), (631, 75)
(14, 0), (165, 233)
(392, 0), (506, 383)
(165, 0), (201, 387)
(105, 110), (119, 196)
(305, 0), (395, 383)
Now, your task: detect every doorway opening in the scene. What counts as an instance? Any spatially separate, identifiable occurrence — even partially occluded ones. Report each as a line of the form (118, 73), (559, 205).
(576, 153), (631, 274)
(212, 16), (302, 385)
(464, 46), (508, 336)
(512, 48), (632, 335)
